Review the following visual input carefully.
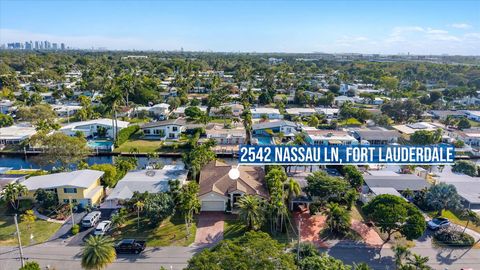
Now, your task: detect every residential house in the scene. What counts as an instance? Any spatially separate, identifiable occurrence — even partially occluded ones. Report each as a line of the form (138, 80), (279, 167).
(205, 124), (246, 145)
(210, 104), (244, 117)
(51, 104), (82, 118)
(172, 106), (207, 118)
(198, 160), (268, 212)
(0, 174), (27, 197)
(353, 129), (401, 145)
(285, 108), (316, 117)
(430, 110), (466, 121)
(334, 96), (364, 106)
(60, 119), (130, 139)
(0, 123), (37, 145)
(20, 170), (105, 207)
(304, 128), (358, 145)
(450, 128), (480, 147)
(103, 164), (188, 208)
(392, 122), (444, 136)
(137, 103), (171, 120)
(251, 107), (283, 119)
(315, 108), (339, 119)
(252, 120), (298, 136)
(464, 111), (480, 122)
(141, 118), (187, 140)
(0, 100), (14, 114)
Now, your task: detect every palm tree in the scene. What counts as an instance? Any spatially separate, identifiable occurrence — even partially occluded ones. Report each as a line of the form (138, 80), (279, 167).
(2, 182), (28, 211)
(232, 117), (241, 127)
(81, 235), (116, 270)
(236, 195), (266, 230)
(102, 84), (123, 143)
(324, 202), (351, 236)
(460, 209), (480, 233)
(241, 109), (253, 144)
(406, 254), (430, 269)
(134, 201), (144, 231)
(218, 106), (233, 127)
(353, 262), (373, 270)
(392, 244), (411, 267)
(178, 181), (201, 236)
(284, 178), (301, 210)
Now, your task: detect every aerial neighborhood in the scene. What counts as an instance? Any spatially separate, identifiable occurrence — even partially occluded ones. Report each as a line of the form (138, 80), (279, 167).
(1, 50), (480, 270)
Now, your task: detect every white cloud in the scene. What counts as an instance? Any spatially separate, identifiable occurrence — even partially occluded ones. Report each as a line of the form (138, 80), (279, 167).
(450, 23), (472, 29)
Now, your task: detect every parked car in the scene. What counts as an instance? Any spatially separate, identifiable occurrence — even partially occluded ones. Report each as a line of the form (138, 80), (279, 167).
(115, 239), (146, 254)
(93, 221), (112, 236)
(427, 217), (451, 230)
(81, 211), (101, 228)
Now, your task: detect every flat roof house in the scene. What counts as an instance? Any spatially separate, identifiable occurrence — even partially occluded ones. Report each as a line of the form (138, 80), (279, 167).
(141, 118), (187, 140)
(205, 124), (246, 145)
(353, 129), (401, 145)
(199, 160), (268, 212)
(392, 122), (444, 135)
(251, 107), (283, 119)
(103, 164), (188, 208)
(430, 110), (466, 121)
(304, 128), (358, 145)
(0, 123), (37, 145)
(285, 108), (316, 117)
(252, 120), (299, 136)
(20, 170), (105, 207)
(60, 118), (129, 139)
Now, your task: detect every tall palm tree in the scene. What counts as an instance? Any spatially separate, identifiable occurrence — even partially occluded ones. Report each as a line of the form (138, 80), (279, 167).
(218, 106), (233, 127)
(236, 195), (266, 230)
(406, 254), (430, 270)
(2, 182), (28, 211)
(241, 109), (252, 144)
(134, 201), (144, 231)
(102, 84), (123, 143)
(284, 178), (301, 210)
(460, 209), (480, 233)
(353, 262), (373, 270)
(81, 235), (116, 270)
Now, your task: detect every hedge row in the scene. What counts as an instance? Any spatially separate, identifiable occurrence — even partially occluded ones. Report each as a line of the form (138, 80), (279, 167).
(115, 125), (140, 147)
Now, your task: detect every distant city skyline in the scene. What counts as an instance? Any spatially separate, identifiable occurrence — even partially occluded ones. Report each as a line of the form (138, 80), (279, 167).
(1, 0), (479, 55)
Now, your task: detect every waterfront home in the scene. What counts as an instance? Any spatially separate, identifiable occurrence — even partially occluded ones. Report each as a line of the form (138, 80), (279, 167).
(251, 107), (283, 119)
(464, 110), (480, 122)
(141, 118), (187, 140)
(252, 120), (298, 136)
(315, 108), (339, 119)
(205, 124), (246, 145)
(0, 123), (37, 145)
(103, 164), (188, 208)
(209, 104), (244, 117)
(20, 170), (105, 207)
(198, 160), (268, 212)
(352, 129), (401, 145)
(429, 110), (466, 121)
(59, 118), (129, 139)
(136, 103), (171, 120)
(449, 128), (480, 147)
(285, 108), (316, 117)
(304, 128), (358, 145)
(392, 122), (444, 136)
(0, 99), (14, 114)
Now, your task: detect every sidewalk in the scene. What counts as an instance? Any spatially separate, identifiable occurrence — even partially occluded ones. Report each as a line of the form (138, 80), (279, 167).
(33, 208), (65, 224)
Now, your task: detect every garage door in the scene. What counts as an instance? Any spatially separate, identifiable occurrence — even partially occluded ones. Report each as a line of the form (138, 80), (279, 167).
(201, 201), (225, 211)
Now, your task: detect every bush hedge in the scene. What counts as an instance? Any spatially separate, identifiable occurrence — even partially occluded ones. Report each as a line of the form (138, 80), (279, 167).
(71, 224), (80, 235)
(434, 227), (475, 247)
(115, 125), (140, 147)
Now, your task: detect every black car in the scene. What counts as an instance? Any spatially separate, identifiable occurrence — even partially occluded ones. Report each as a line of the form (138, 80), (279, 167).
(114, 239), (146, 254)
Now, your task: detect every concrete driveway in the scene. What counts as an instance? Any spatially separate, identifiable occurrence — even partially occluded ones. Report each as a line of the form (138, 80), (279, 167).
(194, 212), (225, 246)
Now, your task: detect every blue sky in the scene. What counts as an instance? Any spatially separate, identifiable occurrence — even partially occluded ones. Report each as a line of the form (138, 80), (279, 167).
(1, 0), (479, 54)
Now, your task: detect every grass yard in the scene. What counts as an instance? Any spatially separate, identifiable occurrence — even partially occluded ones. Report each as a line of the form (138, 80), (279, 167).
(0, 202), (61, 246)
(113, 214), (196, 246)
(114, 139), (164, 153)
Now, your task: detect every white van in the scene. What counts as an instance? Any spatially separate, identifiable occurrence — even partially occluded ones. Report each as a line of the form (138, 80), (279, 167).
(81, 211), (101, 228)
(93, 221), (112, 236)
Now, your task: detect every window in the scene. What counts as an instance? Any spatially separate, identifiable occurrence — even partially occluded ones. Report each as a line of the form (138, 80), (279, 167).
(144, 129), (150, 134)
(63, 188), (77, 194)
(172, 126), (178, 131)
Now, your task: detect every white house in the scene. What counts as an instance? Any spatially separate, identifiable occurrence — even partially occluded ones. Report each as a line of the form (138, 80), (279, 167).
(285, 108), (316, 117)
(60, 119), (130, 139)
(464, 111), (480, 122)
(173, 106), (207, 117)
(304, 128), (358, 145)
(251, 107), (283, 119)
(209, 104), (244, 117)
(141, 118), (186, 140)
(0, 123), (37, 145)
(252, 120), (299, 136)
(103, 164), (188, 208)
(205, 124), (246, 145)
(51, 104), (82, 118)
(137, 103), (171, 120)
(315, 108), (339, 119)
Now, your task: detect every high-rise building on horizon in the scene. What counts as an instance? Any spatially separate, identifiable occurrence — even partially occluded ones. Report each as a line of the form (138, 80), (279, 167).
(2, 40), (68, 50)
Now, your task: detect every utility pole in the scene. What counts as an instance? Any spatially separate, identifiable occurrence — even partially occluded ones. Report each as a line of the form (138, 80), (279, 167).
(297, 217), (301, 262)
(69, 197), (75, 228)
(14, 214), (25, 268)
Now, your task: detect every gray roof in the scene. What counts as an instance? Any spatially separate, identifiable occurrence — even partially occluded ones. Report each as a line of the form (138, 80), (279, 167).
(355, 130), (401, 140)
(364, 174), (431, 191)
(430, 110), (466, 118)
(141, 118), (187, 128)
(445, 181), (480, 204)
(21, 170), (104, 190)
(106, 165), (188, 201)
(253, 120), (297, 130)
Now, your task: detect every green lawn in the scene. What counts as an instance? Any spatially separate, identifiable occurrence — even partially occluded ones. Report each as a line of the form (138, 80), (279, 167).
(113, 214), (196, 246)
(114, 139), (164, 153)
(0, 202), (61, 246)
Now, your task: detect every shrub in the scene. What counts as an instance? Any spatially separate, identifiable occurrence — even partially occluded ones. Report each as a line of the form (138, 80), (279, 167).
(115, 125), (140, 147)
(434, 227), (475, 247)
(19, 261), (41, 270)
(309, 201), (324, 215)
(452, 160), (477, 177)
(71, 224), (80, 235)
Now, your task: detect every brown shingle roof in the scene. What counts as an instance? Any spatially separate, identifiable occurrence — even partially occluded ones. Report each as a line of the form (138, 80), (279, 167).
(199, 160), (268, 198)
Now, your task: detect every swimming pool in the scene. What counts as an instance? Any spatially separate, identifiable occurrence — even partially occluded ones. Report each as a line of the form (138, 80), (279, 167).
(87, 140), (114, 150)
(256, 136), (273, 145)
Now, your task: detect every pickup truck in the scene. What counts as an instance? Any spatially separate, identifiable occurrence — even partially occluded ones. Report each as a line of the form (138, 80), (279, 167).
(114, 239), (146, 254)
